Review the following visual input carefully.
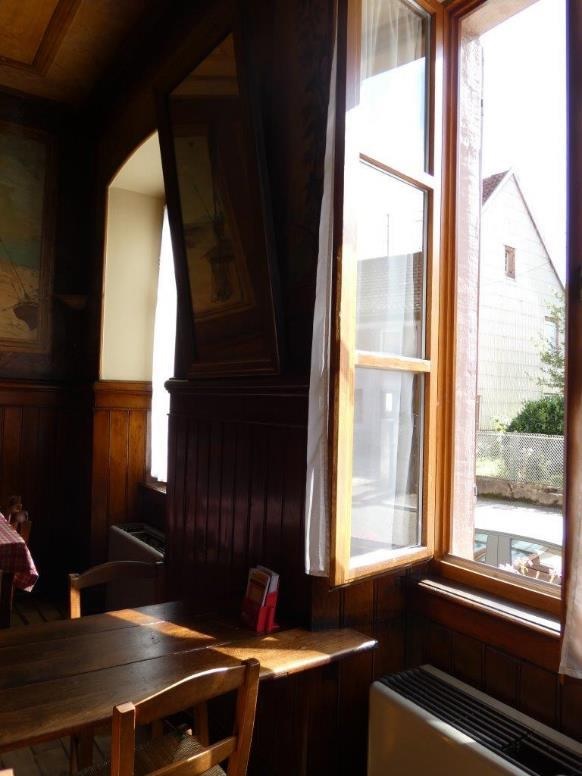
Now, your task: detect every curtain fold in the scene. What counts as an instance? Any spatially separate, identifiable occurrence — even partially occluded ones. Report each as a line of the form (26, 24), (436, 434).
(304, 33), (337, 576)
(150, 209), (177, 483)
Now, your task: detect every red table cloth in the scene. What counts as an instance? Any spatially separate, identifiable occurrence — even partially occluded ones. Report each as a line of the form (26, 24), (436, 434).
(0, 515), (38, 591)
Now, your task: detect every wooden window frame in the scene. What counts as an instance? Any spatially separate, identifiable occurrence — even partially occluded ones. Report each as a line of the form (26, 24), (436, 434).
(433, 0), (565, 619)
(329, 0), (573, 618)
(329, 0), (444, 586)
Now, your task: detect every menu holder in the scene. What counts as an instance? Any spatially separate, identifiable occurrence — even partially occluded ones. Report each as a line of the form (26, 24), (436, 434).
(241, 565), (279, 633)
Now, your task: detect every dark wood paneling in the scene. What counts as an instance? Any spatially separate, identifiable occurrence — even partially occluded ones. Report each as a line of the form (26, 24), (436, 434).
(166, 381), (310, 622)
(0, 381), (90, 594)
(409, 583), (582, 740)
(90, 381), (151, 564)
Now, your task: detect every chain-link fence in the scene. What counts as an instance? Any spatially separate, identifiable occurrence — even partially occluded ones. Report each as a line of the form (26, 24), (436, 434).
(476, 431), (564, 487)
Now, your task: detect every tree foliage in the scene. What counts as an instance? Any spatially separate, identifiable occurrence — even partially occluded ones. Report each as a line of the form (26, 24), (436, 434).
(507, 394), (564, 435)
(538, 294), (565, 393)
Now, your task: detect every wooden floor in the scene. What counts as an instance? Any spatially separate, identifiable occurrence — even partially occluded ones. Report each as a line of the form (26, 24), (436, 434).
(0, 593), (112, 776)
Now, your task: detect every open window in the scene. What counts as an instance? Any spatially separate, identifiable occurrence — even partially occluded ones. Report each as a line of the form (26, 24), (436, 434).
(329, 0), (443, 585)
(326, 0), (568, 609)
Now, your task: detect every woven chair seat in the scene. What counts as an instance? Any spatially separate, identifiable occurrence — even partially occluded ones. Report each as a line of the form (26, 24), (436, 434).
(77, 729), (226, 776)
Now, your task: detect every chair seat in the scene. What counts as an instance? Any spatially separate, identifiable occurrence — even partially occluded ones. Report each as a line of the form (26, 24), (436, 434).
(78, 730), (226, 776)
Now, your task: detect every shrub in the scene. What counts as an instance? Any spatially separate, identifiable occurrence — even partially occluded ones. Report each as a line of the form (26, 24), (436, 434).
(506, 395), (564, 436)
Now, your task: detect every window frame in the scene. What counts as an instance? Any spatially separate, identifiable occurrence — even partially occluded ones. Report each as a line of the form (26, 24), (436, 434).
(329, 0), (444, 586)
(328, 0), (572, 616)
(432, 0), (565, 618)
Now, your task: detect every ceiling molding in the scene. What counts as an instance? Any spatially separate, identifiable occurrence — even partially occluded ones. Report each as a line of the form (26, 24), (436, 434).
(0, 0), (81, 76)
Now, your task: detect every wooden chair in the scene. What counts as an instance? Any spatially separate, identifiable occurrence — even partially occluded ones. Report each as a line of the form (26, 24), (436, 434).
(69, 560), (164, 619)
(69, 560), (165, 770)
(15, 518), (32, 545)
(79, 658), (260, 776)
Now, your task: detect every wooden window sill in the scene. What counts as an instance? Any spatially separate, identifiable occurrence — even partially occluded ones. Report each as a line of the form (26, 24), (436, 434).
(415, 578), (559, 635)
(410, 577), (561, 672)
(141, 479), (167, 496)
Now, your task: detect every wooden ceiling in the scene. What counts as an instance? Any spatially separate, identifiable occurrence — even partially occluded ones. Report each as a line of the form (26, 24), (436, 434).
(0, 0), (156, 104)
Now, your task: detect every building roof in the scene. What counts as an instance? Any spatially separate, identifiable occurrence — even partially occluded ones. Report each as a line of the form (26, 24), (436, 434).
(482, 170), (510, 204)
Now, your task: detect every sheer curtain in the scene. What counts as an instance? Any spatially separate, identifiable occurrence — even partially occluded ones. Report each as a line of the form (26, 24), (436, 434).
(150, 208), (177, 483)
(304, 26), (337, 576)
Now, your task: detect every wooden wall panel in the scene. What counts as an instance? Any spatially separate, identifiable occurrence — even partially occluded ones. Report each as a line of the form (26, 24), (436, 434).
(166, 382), (310, 621)
(409, 585), (582, 740)
(0, 381), (90, 595)
(90, 381), (152, 564)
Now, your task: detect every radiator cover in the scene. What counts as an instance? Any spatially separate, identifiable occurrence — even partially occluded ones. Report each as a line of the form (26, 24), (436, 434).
(369, 666), (582, 776)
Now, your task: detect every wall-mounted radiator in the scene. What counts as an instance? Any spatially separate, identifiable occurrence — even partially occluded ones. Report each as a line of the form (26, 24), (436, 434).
(368, 665), (582, 775)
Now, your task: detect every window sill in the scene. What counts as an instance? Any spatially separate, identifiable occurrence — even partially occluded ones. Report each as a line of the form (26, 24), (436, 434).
(434, 555), (561, 618)
(141, 479), (167, 495)
(410, 576), (561, 672)
(415, 577), (560, 635)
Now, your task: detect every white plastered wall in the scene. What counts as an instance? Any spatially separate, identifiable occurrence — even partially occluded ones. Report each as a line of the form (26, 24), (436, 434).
(101, 188), (164, 380)
(100, 133), (165, 381)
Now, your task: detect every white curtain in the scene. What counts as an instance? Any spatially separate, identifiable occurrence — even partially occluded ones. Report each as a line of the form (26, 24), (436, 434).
(304, 31), (337, 576)
(150, 209), (177, 483)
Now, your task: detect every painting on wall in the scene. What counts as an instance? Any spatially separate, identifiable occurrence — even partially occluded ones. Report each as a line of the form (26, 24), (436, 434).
(173, 129), (255, 322)
(158, 33), (282, 377)
(0, 122), (55, 353)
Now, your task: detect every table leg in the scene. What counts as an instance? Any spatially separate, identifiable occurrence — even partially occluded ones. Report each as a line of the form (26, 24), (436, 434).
(0, 571), (14, 629)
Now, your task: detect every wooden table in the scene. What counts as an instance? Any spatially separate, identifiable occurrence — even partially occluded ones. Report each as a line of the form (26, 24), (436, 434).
(0, 601), (376, 753)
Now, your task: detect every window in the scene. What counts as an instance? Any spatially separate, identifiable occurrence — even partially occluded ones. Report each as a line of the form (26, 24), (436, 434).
(150, 209), (177, 483)
(327, 0), (568, 610)
(504, 245), (516, 278)
(329, 0), (442, 585)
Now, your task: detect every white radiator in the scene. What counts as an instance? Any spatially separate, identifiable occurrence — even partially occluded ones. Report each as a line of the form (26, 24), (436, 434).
(368, 665), (582, 776)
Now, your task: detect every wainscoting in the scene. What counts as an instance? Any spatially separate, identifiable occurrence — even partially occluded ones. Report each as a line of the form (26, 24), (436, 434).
(90, 380), (151, 563)
(408, 581), (582, 741)
(0, 380), (90, 594)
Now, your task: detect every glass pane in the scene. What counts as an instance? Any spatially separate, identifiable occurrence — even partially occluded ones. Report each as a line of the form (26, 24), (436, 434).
(452, 2), (566, 589)
(358, 0), (429, 171)
(350, 368), (423, 568)
(355, 164), (426, 358)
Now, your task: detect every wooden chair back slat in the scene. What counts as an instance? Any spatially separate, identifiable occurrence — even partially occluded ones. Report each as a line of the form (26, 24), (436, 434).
(136, 665), (246, 725)
(148, 737), (236, 776)
(69, 561), (164, 619)
(110, 658), (260, 776)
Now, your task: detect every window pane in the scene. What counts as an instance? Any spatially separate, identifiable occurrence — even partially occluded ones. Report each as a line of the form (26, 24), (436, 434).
(350, 368), (423, 567)
(452, 1), (565, 589)
(355, 165), (426, 358)
(358, 0), (429, 171)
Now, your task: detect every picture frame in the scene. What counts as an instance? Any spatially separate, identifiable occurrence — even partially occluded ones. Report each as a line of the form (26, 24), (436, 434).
(0, 121), (55, 354)
(156, 29), (282, 378)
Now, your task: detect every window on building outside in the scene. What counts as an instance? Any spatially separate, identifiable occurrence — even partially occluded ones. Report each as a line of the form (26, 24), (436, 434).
(504, 245), (516, 278)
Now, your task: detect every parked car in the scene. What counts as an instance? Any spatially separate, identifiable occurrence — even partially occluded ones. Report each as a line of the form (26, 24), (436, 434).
(474, 529), (562, 585)
(473, 500), (562, 585)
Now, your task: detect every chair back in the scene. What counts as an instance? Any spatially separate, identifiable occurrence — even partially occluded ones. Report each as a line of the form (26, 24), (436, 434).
(69, 560), (164, 618)
(110, 658), (260, 776)
(16, 519), (32, 544)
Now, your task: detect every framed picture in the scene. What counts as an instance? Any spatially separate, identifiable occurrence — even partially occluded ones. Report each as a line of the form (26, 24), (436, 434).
(0, 121), (55, 353)
(157, 32), (282, 378)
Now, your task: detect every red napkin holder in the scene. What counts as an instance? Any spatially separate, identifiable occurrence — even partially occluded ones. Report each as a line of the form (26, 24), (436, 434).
(241, 590), (279, 633)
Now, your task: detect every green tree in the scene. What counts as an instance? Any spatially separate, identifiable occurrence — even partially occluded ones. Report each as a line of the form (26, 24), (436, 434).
(538, 293), (565, 393)
(507, 394), (564, 435)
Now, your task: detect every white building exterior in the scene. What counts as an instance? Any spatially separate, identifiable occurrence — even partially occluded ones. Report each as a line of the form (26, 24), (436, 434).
(478, 170), (563, 430)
